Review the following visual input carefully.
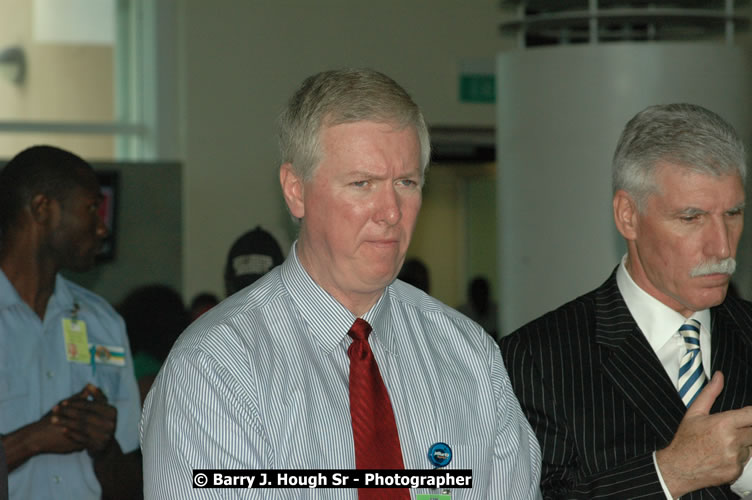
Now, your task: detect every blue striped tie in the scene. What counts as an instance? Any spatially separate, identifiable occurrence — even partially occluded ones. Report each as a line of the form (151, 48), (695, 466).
(678, 319), (706, 407)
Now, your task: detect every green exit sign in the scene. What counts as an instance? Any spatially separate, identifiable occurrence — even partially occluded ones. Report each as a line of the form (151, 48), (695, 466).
(459, 74), (495, 103)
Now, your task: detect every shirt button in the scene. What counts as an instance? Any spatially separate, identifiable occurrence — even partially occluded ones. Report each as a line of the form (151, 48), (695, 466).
(46, 371), (55, 379)
(53, 475), (61, 483)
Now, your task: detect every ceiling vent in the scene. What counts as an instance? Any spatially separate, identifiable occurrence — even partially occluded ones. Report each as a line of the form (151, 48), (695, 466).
(500, 0), (750, 46)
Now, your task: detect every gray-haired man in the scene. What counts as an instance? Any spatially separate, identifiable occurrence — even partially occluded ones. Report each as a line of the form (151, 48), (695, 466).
(502, 103), (752, 499)
(141, 69), (542, 499)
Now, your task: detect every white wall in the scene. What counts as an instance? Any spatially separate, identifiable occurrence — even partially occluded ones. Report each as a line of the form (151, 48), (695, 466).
(0, 0), (115, 158)
(496, 43), (752, 334)
(177, 0), (507, 300)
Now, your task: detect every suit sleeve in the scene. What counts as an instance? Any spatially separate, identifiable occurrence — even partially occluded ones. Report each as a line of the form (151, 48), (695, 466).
(500, 332), (666, 500)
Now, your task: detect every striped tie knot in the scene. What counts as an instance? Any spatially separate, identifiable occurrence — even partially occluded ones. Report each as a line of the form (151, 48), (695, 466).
(677, 318), (705, 408)
(679, 319), (701, 351)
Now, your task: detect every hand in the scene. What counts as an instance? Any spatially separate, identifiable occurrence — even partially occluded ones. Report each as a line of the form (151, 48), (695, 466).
(25, 411), (85, 456)
(2, 393), (88, 471)
(51, 384), (118, 457)
(656, 371), (752, 497)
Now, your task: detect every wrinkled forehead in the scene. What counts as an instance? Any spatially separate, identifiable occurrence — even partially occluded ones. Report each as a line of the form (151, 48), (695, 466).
(653, 161), (744, 188)
(317, 120), (421, 167)
(647, 162), (746, 207)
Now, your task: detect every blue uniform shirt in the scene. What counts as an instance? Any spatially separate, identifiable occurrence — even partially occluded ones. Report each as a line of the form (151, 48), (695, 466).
(0, 270), (140, 500)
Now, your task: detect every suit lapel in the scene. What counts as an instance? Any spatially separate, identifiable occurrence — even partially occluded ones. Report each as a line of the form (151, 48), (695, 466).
(710, 297), (752, 413)
(593, 271), (688, 443)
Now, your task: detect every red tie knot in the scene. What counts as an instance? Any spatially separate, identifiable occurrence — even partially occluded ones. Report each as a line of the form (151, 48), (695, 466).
(348, 318), (372, 342)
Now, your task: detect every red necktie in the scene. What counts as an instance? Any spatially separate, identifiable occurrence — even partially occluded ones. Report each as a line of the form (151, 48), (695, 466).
(347, 318), (409, 499)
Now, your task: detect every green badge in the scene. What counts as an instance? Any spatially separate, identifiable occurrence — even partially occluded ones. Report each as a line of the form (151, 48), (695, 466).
(417, 494), (451, 500)
(62, 318), (91, 363)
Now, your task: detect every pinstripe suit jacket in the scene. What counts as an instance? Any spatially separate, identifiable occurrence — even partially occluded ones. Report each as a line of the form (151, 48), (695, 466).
(500, 269), (752, 499)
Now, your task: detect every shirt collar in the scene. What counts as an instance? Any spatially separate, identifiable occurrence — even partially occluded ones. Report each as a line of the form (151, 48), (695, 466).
(0, 269), (74, 317)
(616, 254), (711, 351)
(280, 241), (395, 354)
(0, 268), (22, 310)
(49, 274), (75, 315)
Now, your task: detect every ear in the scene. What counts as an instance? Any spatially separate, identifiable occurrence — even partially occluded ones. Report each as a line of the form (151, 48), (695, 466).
(613, 189), (639, 241)
(29, 193), (55, 225)
(280, 163), (305, 219)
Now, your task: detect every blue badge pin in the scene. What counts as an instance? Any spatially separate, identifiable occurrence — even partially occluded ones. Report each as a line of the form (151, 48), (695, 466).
(427, 442), (452, 468)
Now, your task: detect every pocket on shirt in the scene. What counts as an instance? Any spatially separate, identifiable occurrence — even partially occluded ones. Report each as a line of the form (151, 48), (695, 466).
(70, 364), (123, 402)
(95, 367), (124, 402)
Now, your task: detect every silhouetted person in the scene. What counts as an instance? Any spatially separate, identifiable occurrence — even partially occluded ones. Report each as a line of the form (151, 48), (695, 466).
(458, 276), (499, 340)
(397, 257), (430, 293)
(224, 226), (284, 296)
(188, 292), (219, 322)
(118, 284), (188, 405)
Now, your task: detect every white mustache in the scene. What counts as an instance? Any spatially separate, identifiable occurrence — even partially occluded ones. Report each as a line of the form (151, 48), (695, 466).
(690, 258), (736, 277)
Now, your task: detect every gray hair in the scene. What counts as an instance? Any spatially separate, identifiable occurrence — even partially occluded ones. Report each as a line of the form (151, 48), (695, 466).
(612, 103), (746, 211)
(278, 68), (430, 183)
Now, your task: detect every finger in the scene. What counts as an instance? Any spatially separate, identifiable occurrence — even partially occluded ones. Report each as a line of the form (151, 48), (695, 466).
(56, 399), (92, 418)
(52, 390), (87, 412)
(53, 412), (112, 446)
(71, 385), (94, 399)
(731, 407), (752, 428)
(59, 398), (111, 413)
(51, 412), (90, 433)
(686, 370), (724, 416)
(86, 385), (108, 403)
(56, 402), (117, 429)
(737, 427), (752, 448)
(55, 402), (116, 431)
(61, 426), (89, 445)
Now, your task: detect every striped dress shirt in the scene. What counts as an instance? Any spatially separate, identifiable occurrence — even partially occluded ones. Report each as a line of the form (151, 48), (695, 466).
(140, 243), (542, 499)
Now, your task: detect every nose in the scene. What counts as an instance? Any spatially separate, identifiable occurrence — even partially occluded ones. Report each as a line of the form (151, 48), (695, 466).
(373, 184), (402, 226)
(96, 214), (109, 239)
(706, 215), (731, 260)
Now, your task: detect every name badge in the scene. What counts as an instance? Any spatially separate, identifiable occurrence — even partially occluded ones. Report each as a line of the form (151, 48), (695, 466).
(62, 318), (91, 364)
(417, 494), (451, 500)
(89, 344), (126, 367)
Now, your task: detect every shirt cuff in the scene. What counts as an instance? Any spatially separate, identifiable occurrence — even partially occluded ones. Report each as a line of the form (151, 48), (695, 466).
(731, 458), (752, 497)
(653, 451), (675, 500)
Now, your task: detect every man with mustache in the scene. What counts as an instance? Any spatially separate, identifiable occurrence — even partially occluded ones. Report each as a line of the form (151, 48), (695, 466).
(501, 103), (752, 499)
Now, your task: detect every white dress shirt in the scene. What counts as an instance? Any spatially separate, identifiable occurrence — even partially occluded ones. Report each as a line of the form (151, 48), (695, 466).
(140, 242), (542, 499)
(616, 256), (752, 498)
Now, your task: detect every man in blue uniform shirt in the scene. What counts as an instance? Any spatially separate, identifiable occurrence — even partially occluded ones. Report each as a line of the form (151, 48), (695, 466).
(0, 145), (141, 499)
(141, 69), (542, 499)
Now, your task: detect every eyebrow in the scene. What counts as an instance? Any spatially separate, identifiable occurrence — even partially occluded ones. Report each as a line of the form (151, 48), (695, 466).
(677, 207), (707, 216)
(344, 168), (422, 179)
(727, 201), (746, 212)
(676, 201), (745, 216)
